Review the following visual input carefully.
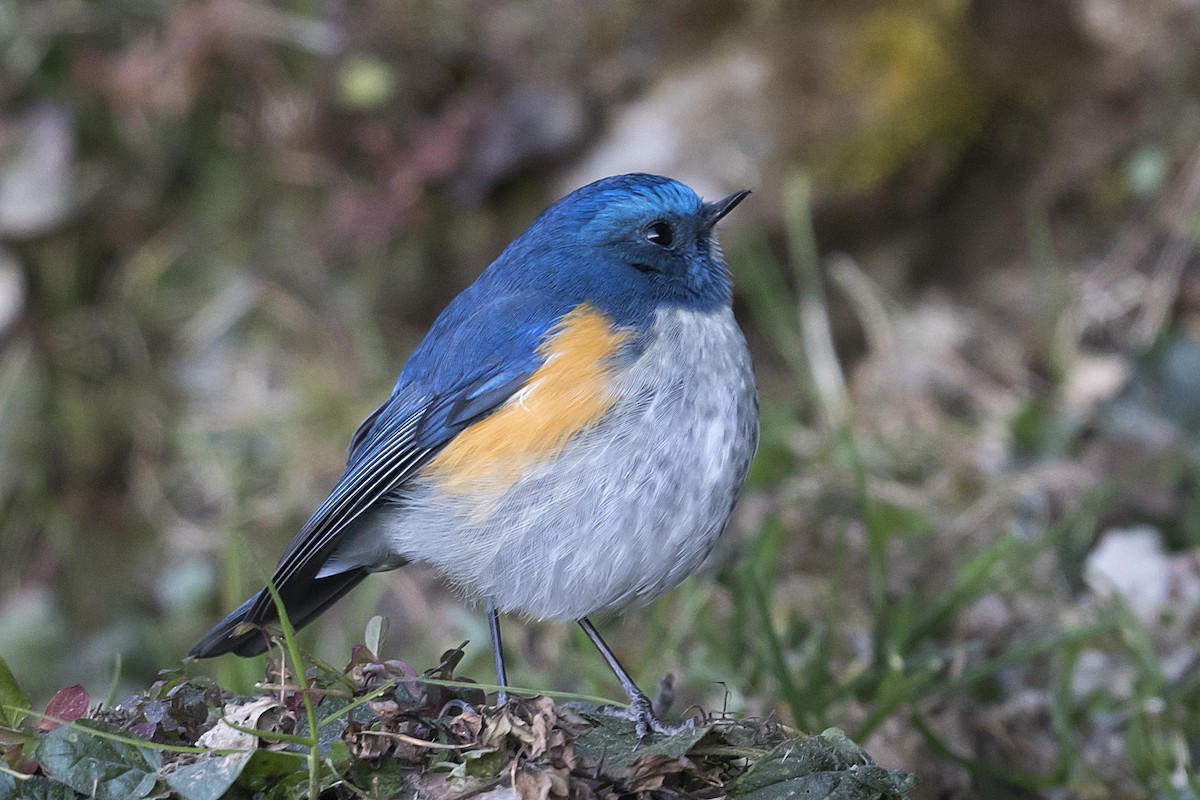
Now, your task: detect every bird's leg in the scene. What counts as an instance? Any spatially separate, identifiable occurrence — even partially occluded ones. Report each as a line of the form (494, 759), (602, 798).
(578, 617), (672, 739)
(488, 602), (508, 705)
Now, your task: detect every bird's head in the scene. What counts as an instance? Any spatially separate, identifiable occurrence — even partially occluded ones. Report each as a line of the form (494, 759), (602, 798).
(494, 174), (750, 322)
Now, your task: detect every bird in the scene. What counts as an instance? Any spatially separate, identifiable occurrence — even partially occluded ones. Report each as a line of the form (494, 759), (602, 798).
(189, 173), (759, 737)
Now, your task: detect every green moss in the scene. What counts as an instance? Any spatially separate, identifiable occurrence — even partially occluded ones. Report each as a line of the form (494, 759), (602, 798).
(817, 0), (988, 191)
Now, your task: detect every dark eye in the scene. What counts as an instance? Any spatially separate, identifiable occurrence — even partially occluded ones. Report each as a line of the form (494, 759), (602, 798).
(643, 220), (674, 248)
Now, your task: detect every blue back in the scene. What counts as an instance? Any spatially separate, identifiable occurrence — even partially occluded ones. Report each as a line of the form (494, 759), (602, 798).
(397, 174), (731, 404)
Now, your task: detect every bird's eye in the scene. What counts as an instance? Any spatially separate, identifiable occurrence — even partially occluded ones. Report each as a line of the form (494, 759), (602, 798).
(643, 220), (674, 248)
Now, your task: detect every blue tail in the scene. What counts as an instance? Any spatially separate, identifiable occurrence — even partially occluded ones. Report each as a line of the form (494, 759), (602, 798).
(188, 568), (369, 658)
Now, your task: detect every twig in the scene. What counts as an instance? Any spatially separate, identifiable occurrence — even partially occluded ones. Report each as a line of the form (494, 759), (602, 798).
(355, 730), (477, 750)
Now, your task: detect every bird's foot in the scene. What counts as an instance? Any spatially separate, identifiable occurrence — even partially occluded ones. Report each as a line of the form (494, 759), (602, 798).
(599, 692), (694, 739)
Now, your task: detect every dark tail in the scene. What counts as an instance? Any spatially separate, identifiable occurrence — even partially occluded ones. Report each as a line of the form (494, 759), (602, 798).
(188, 568), (369, 658)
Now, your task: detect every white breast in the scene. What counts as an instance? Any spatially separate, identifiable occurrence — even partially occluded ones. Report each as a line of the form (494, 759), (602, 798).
(387, 305), (759, 621)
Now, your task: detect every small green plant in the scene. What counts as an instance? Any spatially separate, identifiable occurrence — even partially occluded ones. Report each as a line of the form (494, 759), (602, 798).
(0, 622), (916, 800)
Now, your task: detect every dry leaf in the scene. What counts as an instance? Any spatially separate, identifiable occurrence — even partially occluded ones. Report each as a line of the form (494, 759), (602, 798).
(344, 720), (393, 760)
(369, 699), (402, 725)
(545, 764), (570, 797)
(197, 696), (289, 750)
(451, 709), (484, 742)
(481, 709), (515, 749)
(625, 754), (694, 793)
(513, 765), (552, 800)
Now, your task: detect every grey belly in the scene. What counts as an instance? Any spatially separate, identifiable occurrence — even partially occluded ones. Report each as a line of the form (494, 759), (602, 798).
(381, 306), (758, 621)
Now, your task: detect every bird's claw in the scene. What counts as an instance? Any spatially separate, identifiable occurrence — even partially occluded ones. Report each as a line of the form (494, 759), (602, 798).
(599, 693), (694, 740)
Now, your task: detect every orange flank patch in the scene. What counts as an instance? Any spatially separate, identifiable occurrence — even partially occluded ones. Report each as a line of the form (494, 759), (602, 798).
(426, 303), (631, 493)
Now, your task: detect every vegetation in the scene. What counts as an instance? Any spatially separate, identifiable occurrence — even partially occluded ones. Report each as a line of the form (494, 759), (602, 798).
(0, 612), (914, 799)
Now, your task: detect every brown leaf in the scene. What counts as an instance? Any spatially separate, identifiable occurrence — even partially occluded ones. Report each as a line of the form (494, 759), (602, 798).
(545, 764), (571, 797)
(344, 720), (393, 760)
(555, 741), (578, 772)
(450, 709), (484, 743)
(526, 698), (556, 758)
(369, 699), (402, 725)
(568, 779), (599, 800)
(625, 754), (694, 793)
(499, 696), (558, 755)
(513, 765), (553, 800)
(480, 708), (515, 750)
(527, 715), (549, 757)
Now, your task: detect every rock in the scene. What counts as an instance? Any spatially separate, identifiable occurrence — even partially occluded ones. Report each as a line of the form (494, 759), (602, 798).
(1062, 354), (1129, 413)
(1083, 526), (1200, 626)
(0, 102), (74, 236)
(560, 47), (771, 203)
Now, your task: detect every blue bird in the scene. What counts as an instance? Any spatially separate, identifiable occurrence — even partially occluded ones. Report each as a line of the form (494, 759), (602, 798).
(189, 173), (758, 736)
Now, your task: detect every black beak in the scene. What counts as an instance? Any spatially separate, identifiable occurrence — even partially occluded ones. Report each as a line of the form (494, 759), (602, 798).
(702, 189), (751, 229)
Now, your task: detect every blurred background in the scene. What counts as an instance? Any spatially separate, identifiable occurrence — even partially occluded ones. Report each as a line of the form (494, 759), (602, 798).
(2, 0), (1199, 796)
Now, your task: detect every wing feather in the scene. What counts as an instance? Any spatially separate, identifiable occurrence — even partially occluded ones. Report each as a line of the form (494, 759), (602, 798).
(244, 360), (543, 622)
(192, 285), (576, 656)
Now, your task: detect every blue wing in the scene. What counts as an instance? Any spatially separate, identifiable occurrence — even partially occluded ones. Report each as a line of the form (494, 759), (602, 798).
(190, 287), (571, 657)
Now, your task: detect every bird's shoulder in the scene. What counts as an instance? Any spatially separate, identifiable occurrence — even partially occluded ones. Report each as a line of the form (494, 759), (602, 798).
(351, 280), (638, 461)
